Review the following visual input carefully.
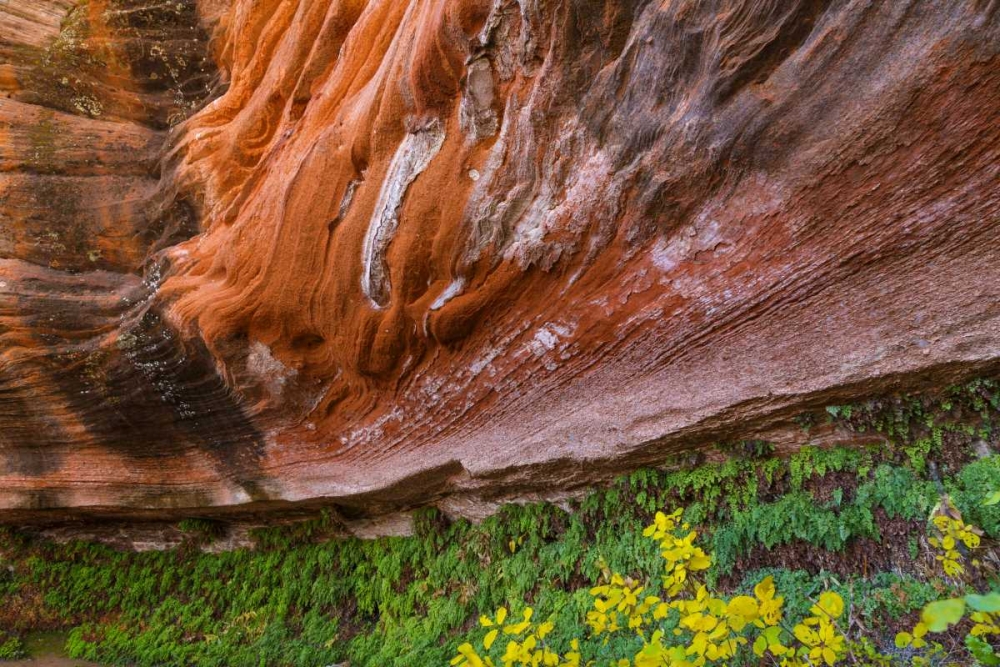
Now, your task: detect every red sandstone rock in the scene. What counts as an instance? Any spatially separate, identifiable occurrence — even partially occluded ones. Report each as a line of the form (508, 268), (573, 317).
(1, 0), (999, 522)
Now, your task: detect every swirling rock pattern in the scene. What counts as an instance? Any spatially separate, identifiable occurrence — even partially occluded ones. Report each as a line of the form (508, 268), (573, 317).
(2, 0), (999, 522)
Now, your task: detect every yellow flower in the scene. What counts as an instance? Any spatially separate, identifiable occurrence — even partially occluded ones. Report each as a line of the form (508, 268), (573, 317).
(725, 595), (759, 631)
(794, 617), (845, 666)
(929, 498), (983, 577)
(809, 621), (845, 666)
(504, 608), (534, 635)
(681, 612), (719, 633)
(501, 640), (521, 666)
(644, 509), (684, 541)
(452, 642), (488, 667)
(809, 592), (844, 620)
(560, 639), (581, 667)
(754, 576), (784, 626)
(481, 607), (508, 627)
(969, 610), (1000, 638)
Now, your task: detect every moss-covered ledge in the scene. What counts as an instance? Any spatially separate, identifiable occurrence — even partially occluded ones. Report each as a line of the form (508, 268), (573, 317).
(1, 378), (999, 665)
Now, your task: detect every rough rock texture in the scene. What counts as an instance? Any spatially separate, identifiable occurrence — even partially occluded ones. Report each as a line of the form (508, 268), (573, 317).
(1, 0), (999, 523)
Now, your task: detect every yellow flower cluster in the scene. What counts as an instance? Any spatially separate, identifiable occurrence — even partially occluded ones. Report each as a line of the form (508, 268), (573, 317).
(642, 509), (711, 597)
(895, 496), (1000, 665)
(784, 593), (847, 667)
(451, 607), (577, 667)
(896, 593), (1000, 662)
(970, 609), (1000, 639)
(928, 499), (982, 577)
(585, 575), (783, 665)
(451, 507), (853, 667)
(666, 577), (785, 665)
(588, 509), (847, 667)
(587, 574), (665, 636)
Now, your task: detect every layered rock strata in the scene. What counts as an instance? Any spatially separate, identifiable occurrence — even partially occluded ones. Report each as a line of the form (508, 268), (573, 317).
(1, 0), (999, 523)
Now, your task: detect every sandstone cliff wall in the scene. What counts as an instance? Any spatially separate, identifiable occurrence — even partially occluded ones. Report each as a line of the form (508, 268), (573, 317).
(1, 0), (999, 522)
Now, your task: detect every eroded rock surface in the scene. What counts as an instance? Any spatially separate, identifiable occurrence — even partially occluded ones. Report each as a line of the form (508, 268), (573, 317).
(1, 0), (999, 523)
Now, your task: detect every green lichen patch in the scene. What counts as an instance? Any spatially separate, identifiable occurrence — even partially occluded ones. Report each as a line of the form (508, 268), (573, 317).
(15, 0), (215, 127)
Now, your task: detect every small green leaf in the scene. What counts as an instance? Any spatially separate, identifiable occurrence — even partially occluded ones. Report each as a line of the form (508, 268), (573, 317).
(967, 635), (1000, 666)
(762, 626), (783, 643)
(984, 491), (1000, 506)
(921, 598), (966, 632)
(894, 632), (912, 648)
(965, 593), (1000, 613)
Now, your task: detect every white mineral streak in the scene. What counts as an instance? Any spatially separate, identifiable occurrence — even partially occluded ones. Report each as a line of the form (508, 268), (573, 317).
(361, 120), (445, 307)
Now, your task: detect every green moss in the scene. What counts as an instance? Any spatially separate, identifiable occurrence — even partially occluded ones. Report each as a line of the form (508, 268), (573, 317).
(0, 633), (26, 660)
(949, 455), (1000, 537)
(824, 377), (1000, 472)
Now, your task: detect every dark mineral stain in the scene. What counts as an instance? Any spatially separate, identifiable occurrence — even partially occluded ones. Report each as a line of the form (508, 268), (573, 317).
(4, 446), (63, 478)
(716, 0), (832, 104)
(21, 488), (68, 511)
(0, 0), (250, 503)
(0, 388), (67, 477)
(53, 308), (267, 487)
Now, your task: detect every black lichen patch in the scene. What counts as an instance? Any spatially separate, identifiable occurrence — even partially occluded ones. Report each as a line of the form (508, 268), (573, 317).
(107, 0), (218, 126)
(2, 446), (64, 478)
